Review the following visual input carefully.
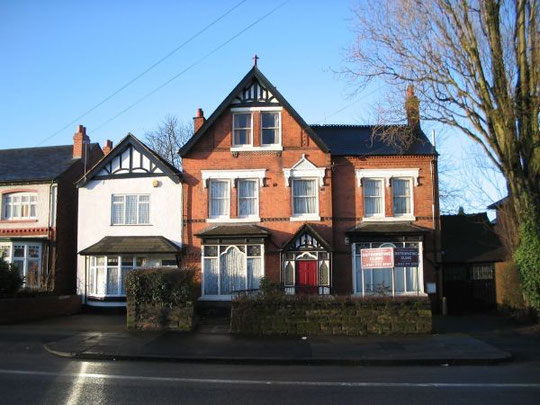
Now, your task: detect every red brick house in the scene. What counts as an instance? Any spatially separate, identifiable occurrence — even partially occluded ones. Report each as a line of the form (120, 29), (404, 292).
(180, 66), (440, 302)
(0, 126), (103, 293)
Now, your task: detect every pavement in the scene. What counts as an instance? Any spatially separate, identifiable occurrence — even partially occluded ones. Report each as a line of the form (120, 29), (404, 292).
(35, 313), (516, 366)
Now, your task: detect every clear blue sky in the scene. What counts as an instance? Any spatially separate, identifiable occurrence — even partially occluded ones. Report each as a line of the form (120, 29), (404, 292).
(0, 0), (504, 213)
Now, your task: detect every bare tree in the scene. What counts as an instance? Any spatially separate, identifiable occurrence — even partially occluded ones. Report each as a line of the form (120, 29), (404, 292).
(344, 0), (539, 307)
(144, 115), (193, 170)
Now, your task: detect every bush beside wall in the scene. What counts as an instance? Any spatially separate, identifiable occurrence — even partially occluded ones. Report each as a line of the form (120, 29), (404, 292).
(231, 295), (432, 336)
(126, 267), (197, 331)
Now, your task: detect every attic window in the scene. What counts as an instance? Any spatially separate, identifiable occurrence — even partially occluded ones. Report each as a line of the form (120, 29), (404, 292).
(233, 113), (252, 146)
(261, 112), (280, 145)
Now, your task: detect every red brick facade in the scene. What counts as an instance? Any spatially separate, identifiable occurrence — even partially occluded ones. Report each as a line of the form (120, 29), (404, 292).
(181, 67), (440, 299)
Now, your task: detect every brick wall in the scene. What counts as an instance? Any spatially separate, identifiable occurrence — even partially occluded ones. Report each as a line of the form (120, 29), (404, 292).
(231, 296), (432, 336)
(0, 295), (81, 324)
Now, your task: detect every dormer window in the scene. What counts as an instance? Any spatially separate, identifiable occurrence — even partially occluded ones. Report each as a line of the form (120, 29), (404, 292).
(2, 193), (37, 220)
(233, 113), (252, 146)
(261, 112), (280, 145)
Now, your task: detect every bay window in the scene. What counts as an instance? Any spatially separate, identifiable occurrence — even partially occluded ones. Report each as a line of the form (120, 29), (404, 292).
(363, 178), (384, 217)
(0, 242), (41, 288)
(261, 112), (280, 145)
(202, 244), (263, 298)
(111, 194), (150, 225)
(3, 193), (37, 220)
(292, 179), (318, 216)
(392, 178), (412, 216)
(233, 113), (252, 146)
(353, 242), (422, 296)
(209, 180), (230, 219)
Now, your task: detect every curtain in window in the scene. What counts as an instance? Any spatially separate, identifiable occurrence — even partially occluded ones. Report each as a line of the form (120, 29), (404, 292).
(247, 257), (261, 290)
(393, 179), (410, 214)
(283, 261), (294, 286)
(406, 267), (418, 291)
(210, 181), (228, 217)
(125, 195), (137, 224)
(111, 196), (124, 224)
(394, 267), (405, 292)
(372, 268), (392, 293)
(220, 247), (245, 294)
(238, 180), (256, 216)
(204, 258), (218, 295)
(364, 179), (382, 215)
(138, 195), (150, 224)
(293, 179), (317, 214)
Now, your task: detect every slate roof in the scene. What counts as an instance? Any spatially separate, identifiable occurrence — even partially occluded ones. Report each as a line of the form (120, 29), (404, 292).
(79, 236), (181, 255)
(441, 213), (506, 263)
(346, 222), (432, 235)
(195, 224), (270, 238)
(311, 125), (437, 156)
(0, 144), (99, 183)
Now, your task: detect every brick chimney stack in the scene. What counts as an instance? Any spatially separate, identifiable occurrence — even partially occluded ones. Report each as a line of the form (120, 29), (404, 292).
(103, 140), (113, 156)
(405, 85), (420, 129)
(193, 108), (205, 133)
(73, 124), (90, 158)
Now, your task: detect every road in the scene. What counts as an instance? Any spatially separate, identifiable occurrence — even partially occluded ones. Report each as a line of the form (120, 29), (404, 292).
(1, 326), (539, 405)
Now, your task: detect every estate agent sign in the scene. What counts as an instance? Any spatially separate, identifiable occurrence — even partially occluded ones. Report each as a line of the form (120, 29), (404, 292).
(361, 247), (419, 268)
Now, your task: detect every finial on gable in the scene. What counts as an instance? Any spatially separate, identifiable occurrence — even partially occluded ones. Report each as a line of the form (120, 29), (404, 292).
(252, 54), (259, 66)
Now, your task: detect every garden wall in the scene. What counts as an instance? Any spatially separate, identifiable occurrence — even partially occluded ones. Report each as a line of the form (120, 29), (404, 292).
(0, 295), (81, 324)
(231, 296), (431, 336)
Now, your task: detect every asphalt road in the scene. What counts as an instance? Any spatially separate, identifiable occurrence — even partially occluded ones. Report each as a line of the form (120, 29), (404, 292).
(1, 326), (539, 405)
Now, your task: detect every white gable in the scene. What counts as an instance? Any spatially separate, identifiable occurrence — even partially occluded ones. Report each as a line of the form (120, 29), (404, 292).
(97, 144), (163, 177)
(283, 154), (326, 188)
(232, 79), (279, 104)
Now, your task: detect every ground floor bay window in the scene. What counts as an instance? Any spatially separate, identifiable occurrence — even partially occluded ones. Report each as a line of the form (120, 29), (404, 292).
(88, 255), (177, 299)
(352, 241), (425, 296)
(202, 244), (263, 299)
(0, 241), (43, 288)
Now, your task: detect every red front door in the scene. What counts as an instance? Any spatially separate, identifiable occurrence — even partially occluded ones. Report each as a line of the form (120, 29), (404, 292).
(296, 260), (317, 294)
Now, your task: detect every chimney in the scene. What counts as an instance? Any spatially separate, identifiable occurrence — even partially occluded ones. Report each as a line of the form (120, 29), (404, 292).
(405, 85), (420, 129)
(193, 108), (205, 132)
(73, 124), (90, 158)
(103, 140), (113, 156)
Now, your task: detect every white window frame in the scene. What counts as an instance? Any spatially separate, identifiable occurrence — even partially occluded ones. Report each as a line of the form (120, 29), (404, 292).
(351, 241), (426, 297)
(232, 112), (253, 147)
(208, 179), (231, 220)
(110, 194), (150, 225)
(1, 242), (42, 288)
(362, 178), (385, 218)
(2, 193), (37, 220)
(392, 177), (414, 217)
(201, 243), (265, 301)
(237, 179), (259, 219)
(290, 178), (320, 221)
(230, 107), (284, 152)
(260, 111), (281, 147)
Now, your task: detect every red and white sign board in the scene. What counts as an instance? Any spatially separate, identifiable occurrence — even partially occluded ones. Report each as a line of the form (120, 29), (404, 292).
(361, 248), (394, 269)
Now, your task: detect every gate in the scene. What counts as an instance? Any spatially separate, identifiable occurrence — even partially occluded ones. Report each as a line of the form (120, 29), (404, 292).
(443, 264), (496, 314)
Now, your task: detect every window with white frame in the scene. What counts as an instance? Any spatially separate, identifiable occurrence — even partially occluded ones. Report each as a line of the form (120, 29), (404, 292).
(261, 112), (280, 145)
(238, 179), (258, 217)
(363, 178), (384, 217)
(233, 113), (252, 146)
(392, 178), (412, 216)
(111, 194), (150, 225)
(202, 244), (263, 297)
(292, 179), (318, 215)
(2, 193), (37, 220)
(0, 242), (41, 288)
(209, 180), (230, 218)
(353, 242), (421, 296)
(88, 255), (176, 297)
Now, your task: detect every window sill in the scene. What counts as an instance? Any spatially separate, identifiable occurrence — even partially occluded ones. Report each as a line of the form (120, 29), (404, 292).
(198, 295), (233, 301)
(206, 217), (261, 223)
(87, 295), (127, 302)
(290, 214), (321, 222)
(362, 216), (416, 223)
(0, 219), (38, 223)
(110, 224), (153, 227)
(231, 145), (283, 152)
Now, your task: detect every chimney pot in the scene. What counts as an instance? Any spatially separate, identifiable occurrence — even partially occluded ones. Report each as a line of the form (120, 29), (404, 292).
(73, 124), (90, 158)
(194, 108), (206, 132)
(103, 139), (113, 156)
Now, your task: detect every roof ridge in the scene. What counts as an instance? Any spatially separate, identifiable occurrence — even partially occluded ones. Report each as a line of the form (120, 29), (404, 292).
(309, 124), (407, 128)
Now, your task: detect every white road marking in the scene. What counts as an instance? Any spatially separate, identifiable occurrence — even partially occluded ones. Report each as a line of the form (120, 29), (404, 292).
(0, 369), (539, 388)
(64, 361), (90, 405)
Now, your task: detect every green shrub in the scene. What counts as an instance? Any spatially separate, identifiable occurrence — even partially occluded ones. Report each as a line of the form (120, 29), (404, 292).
(514, 216), (540, 310)
(0, 259), (23, 297)
(126, 266), (197, 308)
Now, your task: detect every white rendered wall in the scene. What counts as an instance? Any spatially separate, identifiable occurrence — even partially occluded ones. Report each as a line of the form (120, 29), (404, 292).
(76, 176), (182, 301)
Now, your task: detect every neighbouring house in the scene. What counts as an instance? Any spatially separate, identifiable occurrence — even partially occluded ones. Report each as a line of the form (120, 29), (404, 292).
(0, 125), (103, 293)
(76, 134), (183, 307)
(180, 65), (441, 303)
(441, 213), (506, 314)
